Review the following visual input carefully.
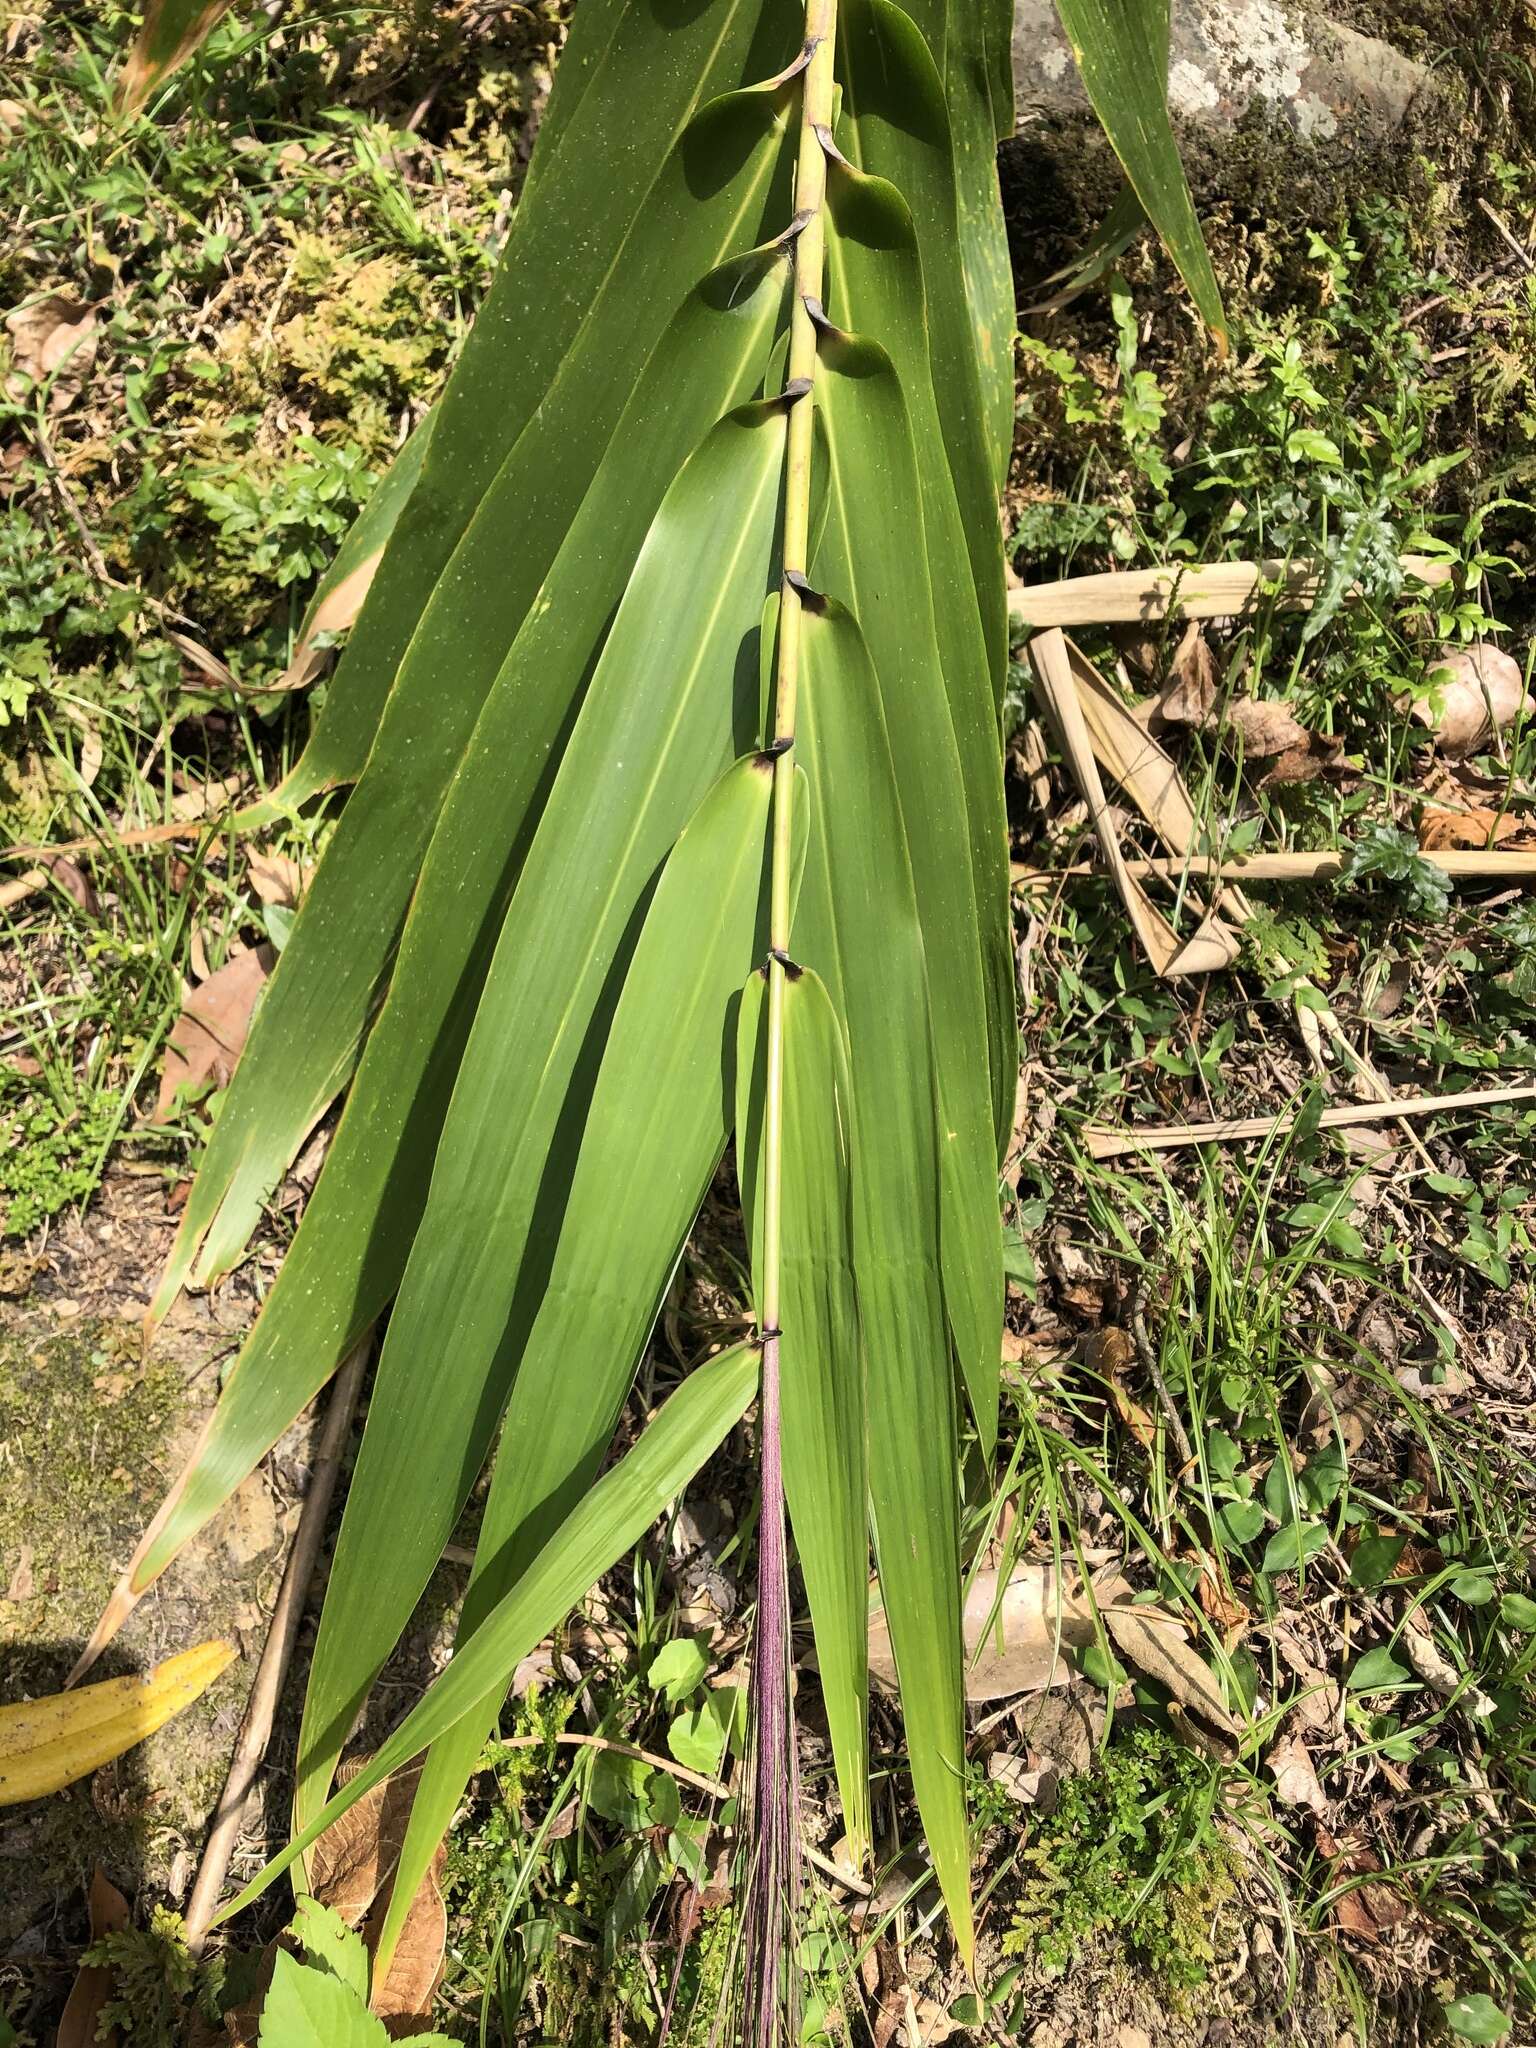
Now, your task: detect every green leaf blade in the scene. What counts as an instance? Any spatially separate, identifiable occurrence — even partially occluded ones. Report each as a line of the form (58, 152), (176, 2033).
(148, 79), (798, 1325)
(814, 331), (1004, 1452)
(128, 246), (791, 1601)
(737, 966), (871, 1859)
(372, 752), (777, 1967)
(795, 599), (973, 1962)
(219, 1345), (760, 1925)
(1048, 0), (1228, 346)
(293, 403), (787, 1835)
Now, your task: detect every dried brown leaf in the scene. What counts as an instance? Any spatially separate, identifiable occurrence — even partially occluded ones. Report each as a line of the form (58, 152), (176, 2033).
(1418, 803), (1525, 851)
(309, 1758), (424, 1927)
(5, 293), (98, 409)
(299, 1756), (447, 2024)
(41, 852), (98, 914)
(5, 1543), (34, 1601)
(985, 1749), (1055, 1809)
(245, 848), (309, 908)
(1195, 1559), (1250, 1637)
(1407, 643), (1532, 758)
(1266, 1733), (1329, 1818)
(1103, 1602), (1239, 1734)
(1327, 1840), (1409, 1943)
(366, 1844), (446, 2025)
(1223, 696), (1310, 759)
(1028, 631), (1244, 977)
(871, 1561), (1132, 1702)
(1157, 622), (1219, 725)
(277, 549), (383, 692)
(57, 1867), (130, 2048)
(156, 943), (274, 1117)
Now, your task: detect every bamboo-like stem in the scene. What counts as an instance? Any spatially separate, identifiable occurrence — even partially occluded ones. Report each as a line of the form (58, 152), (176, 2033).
(761, 3), (835, 1334)
(744, 9), (837, 2043)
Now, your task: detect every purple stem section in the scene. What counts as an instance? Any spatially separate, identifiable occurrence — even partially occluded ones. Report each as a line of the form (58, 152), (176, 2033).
(742, 1329), (800, 2047)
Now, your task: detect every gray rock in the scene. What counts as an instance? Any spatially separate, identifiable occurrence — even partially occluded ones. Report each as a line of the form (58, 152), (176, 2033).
(1012, 0), (1431, 143)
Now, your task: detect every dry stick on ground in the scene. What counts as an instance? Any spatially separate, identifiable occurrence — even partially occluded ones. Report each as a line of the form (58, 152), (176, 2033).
(1085, 1082), (1536, 1162)
(183, 1335), (372, 1953)
(1014, 849), (1536, 885)
(1009, 554), (1453, 631)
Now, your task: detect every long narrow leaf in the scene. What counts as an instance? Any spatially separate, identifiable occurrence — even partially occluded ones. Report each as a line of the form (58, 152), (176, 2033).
(838, 0), (1008, 690)
(115, 0), (233, 114)
(897, 0), (1017, 485)
(372, 752), (782, 1969)
(1049, 0), (1228, 346)
(823, 145), (1017, 1170)
(794, 597), (972, 1962)
(147, 65), (799, 1325)
(814, 331), (1003, 1452)
(216, 1346), (761, 1922)
(293, 402), (789, 1832)
(87, 250), (793, 1659)
(289, 0), (800, 796)
(737, 966), (870, 1858)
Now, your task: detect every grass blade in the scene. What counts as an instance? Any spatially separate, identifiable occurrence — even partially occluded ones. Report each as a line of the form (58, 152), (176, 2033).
(293, 0), (799, 794)
(837, 0), (1008, 687)
(794, 598), (972, 1961)
(1049, 0), (1228, 346)
(84, 254), (793, 1663)
(115, 0), (232, 114)
(737, 966), (870, 1858)
(147, 71), (798, 1325)
(815, 331), (1003, 1452)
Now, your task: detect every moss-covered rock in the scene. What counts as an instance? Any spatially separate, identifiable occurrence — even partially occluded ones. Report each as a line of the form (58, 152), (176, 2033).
(0, 1309), (282, 2024)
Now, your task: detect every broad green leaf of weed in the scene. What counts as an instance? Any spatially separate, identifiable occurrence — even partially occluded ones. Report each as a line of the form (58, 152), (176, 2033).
(587, 1753), (655, 1831)
(646, 1636), (709, 1706)
(667, 1688), (743, 1776)
(1219, 1500), (1265, 1547)
(1444, 1993), (1511, 2044)
(258, 1951), (384, 2048)
(1299, 1445), (1345, 1513)
(1260, 1522), (1327, 1576)
(290, 1897), (368, 2002)
(1348, 1646), (1413, 1692)
(1205, 1428), (1241, 1485)
(1450, 1572), (1496, 1608)
(1349, 1534), (1409, 1587)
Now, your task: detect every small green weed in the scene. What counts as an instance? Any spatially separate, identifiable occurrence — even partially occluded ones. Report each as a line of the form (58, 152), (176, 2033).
(0, 1068), (122, 1235)
(1002, 1724), (1235, 1990)
(79, 1905), (195, 2047)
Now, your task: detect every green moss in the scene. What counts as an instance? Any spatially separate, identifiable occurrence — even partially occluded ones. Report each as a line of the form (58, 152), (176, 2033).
(0, 1321), (185, 1654)
(0, 1321), (239, 1973)
(1002, 1725), (1238, 1995)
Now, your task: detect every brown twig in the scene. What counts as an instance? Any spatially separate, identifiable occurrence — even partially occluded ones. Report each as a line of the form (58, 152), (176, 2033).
(183, 1336), (371, 1953)
(1085, 1082), (1536, 1162)
(1014, 848), (1536, 886)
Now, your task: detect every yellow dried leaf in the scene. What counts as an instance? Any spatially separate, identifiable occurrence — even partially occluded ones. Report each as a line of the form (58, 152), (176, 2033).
(0, 1640), (235, 1804)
